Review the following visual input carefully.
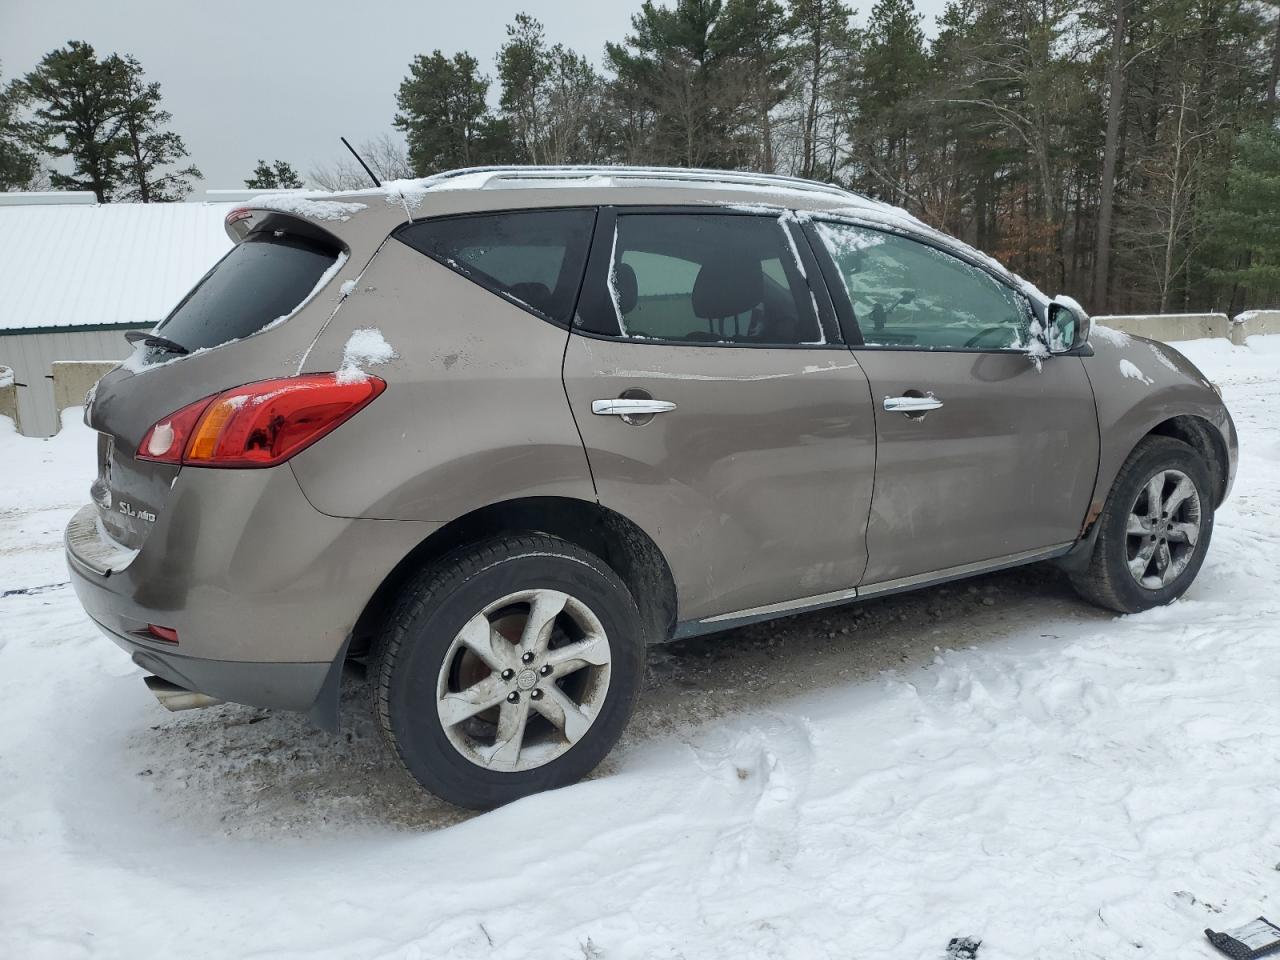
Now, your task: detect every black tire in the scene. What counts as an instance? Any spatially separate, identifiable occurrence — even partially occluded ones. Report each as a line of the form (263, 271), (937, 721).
(370, 534), (645, 809)
(1070, 435), (1215, 614)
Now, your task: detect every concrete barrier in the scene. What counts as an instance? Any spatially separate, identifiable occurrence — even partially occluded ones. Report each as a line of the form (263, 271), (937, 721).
(1232, 310), (1280, 344)
(0, 365), (18, 432)
(52, 360), (117, 420)
(1092, 313), (1230, 343)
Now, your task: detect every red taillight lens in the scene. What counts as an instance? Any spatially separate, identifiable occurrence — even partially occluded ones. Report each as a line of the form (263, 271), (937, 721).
(136, 373), (385, 468)
(136, 395), (216, 464)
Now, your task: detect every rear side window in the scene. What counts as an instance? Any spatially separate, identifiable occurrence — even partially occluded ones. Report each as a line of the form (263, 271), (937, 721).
(581, 213), (825, 346)
(396, 209), (596, 327)
(156, 234), (340, 352)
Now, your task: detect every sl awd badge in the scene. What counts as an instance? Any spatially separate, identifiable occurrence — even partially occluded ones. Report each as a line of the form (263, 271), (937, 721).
(118, 501), (157, 523)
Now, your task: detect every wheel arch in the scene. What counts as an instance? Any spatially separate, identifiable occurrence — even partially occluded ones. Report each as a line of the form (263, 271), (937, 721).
(346, 496), (678, 661)
(1061, 411), (1228, 575)
(1145, 414), (1229, 507)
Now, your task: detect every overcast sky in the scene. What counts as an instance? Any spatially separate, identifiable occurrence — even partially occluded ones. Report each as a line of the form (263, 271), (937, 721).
(1, 0), (951, 191)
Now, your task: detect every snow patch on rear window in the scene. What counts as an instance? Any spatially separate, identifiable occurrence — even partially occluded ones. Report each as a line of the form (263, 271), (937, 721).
(1119, 358), (1153, 384)
(250, 193), (366, 222)
(337, 328), (398, 384)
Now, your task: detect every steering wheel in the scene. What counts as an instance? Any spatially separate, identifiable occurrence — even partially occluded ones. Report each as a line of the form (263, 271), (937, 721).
(964, 326), (1012, 349)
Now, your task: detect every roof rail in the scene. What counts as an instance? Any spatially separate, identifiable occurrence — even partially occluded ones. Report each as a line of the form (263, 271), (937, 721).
(420, 165), (862, 201)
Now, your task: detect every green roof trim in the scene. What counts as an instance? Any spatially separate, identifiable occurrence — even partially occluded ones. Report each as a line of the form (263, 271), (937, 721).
(0, 322), (148, 337)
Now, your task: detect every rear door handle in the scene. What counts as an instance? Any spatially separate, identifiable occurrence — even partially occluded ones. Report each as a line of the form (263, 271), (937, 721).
(883, 394), (943, 413)
(591, 398), (677, 416)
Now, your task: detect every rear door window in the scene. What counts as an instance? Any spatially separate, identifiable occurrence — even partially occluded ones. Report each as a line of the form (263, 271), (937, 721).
(396, 209), (596, 327)
(156, 234), (341, 352)
(579, 213), (827, 346)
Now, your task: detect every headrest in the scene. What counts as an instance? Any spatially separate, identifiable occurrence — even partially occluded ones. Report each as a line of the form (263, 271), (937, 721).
(613, 262), (638, 315)
(509, 281), (553, 313)
(692, 254), (762, 319)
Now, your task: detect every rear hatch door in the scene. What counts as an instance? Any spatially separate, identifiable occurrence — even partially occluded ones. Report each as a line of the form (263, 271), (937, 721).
(85, 219), (350, 551)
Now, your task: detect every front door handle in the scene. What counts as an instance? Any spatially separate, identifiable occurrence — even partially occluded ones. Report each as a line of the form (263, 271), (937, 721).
(883, 394), (943, 413)
(592, 398), (677, 417)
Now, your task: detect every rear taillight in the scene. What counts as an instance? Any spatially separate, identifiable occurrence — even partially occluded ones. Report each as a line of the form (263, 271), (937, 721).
(136, 395), (216, 464)
(136, 373), (385, 468)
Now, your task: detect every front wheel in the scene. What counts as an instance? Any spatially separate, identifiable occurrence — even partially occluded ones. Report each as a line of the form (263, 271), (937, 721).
(370, 534), (645, 809)
(1070, 436), (1214, 613)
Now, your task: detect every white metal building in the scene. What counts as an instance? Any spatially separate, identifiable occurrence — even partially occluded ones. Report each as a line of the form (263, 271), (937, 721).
(0, 192), (234, 435)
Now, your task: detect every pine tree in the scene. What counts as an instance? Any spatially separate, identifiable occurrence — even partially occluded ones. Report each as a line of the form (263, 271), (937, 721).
(245, 159), (304, 189)
(1206, 125), (1280, 310)
(497, 14), (551, 163)
(116, 55), (200, 202)
(716, 0), (791, 171)
(605, 0), (753, 168)
(0, 65), (39, 190)
(850, 0), (929, 203)
(18, 41), (129, 201)
(785, 0), (856, 180)
(498, 14), (608, 164)
(395, 51), (506, 175)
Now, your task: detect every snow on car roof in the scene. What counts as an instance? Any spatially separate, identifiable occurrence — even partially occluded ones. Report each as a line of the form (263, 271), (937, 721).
(0, 200), (234, 333)
(249, 165), (1046, 303)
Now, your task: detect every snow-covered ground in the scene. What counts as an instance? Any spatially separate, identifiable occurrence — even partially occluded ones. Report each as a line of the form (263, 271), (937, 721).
(2, 338), (1278, 960)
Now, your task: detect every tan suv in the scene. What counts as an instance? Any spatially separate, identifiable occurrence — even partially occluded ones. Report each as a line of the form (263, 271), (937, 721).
(66, 166), (1236, 808)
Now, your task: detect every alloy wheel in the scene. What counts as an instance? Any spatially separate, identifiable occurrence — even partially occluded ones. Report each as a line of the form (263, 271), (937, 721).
(435, 589), (612, 772)
(1125, 468), (1202, 590)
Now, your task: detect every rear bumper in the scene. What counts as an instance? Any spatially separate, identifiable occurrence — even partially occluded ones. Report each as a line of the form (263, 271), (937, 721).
(65, 465), (440, 720)
(88, 613), (330, 712)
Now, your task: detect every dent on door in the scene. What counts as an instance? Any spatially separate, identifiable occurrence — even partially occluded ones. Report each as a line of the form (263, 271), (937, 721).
(856, 350), (1100, 586)
(563, 335), (877, 623)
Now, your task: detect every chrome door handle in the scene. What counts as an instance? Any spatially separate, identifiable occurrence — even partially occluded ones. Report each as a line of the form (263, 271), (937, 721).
(883, 394), (943, 413)
(591, 398), (677, 416)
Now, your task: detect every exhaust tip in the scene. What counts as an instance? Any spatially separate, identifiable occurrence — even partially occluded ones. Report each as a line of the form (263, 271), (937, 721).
(143, 675), (223, 712)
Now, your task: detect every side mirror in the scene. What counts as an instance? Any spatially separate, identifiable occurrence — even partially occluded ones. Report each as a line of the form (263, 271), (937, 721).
(1047, 296), (1091, 354)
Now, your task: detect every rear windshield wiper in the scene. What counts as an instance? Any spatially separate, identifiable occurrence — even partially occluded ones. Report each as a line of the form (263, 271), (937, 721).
(125, 330), (189, 356)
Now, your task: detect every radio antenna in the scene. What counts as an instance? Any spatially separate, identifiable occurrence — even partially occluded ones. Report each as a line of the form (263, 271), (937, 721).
(340, 136), (381, 188)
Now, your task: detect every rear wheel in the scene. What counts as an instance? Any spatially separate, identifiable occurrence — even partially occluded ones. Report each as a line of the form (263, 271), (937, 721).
(370, 534), (644, 809)
(1070, 436), (1214, 613)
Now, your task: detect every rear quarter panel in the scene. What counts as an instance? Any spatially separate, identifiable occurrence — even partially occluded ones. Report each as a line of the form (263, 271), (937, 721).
(289, 238), (596, 520)
(1085, 328), (1236, 514)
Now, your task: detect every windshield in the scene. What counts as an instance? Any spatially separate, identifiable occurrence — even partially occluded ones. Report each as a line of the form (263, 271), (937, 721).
(155, 234), (340, 352)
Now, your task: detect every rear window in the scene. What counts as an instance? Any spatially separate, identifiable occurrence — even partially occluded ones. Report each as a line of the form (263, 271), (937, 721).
(155, 234), (340, 352)
(395, 209), (596, 326)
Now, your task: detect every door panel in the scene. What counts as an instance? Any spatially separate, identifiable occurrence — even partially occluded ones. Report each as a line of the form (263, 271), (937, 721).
(564, 336), (876, 622)
(805, 218), (1100, 585)
(854, 350), (1099, 584)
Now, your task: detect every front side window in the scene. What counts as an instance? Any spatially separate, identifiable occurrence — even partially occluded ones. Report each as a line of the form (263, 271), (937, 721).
(397, 209), (595, 326)
(813, 220), (1030, 350)
(590, 213), (825, 346)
